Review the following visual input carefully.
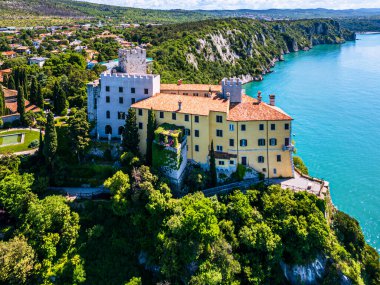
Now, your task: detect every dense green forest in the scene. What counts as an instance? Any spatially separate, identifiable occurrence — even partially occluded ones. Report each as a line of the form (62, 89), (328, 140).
(0, 152), (379, 284)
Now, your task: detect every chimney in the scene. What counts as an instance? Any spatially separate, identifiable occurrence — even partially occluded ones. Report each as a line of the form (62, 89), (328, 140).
(177, 79), (182, 86)
(178, 100), (182, 111)
(226, 92), (230, 100)
(269, 94), (275, 106)
(257, 91), (262, 103)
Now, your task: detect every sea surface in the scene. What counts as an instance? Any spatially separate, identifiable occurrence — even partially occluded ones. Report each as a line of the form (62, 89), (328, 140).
(245, 34), (380, 252)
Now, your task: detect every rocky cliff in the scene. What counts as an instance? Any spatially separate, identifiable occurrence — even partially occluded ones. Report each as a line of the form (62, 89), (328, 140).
(148, 19), (356, 83)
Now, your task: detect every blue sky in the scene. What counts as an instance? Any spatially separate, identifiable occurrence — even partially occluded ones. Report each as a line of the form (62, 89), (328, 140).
(78, 0), (380, 10)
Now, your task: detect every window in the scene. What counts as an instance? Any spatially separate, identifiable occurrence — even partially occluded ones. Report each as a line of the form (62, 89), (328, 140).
(273, 168), (277, 175)
(138, 109), (143, 116)
(194, 116), (199, 123)
(144, 88), (149, 95)
(184, 114), (189, 122)
(218, 161), (225, 166)
(271, 123), (276, 130)
(138, 122), (143, 129)
(119, 87), (123, 93)
(240, 139), (247, 147)
(106, 111), (110, 119)
(241, 157), (247, 166)
(230, 160), (235, 165)
(229, 124), (234, 131)
(285, 123), (290, 130)
(258, 139), (266, 146)
(229, 139), (234, 147)
(185, 129), (190, 136)
(216, 145), (223, 152)
(118, 126), (124, 135)
(159, 112), (164, 119)
(131, 98), (136, 104)
(258, 156), (265, 163)
(94, 98), (97, 109)
(119, 97), (123, 104)
(106, 96), (110, 103)
(118, 112), (125, 120)
(105, 125), (112, 135)
(269, 138), (277, 146)
(285, 138), (290, 146)
(216, 115), (223, 123)
(259, 124), (264, 131)
(194, 93), (199, 96)
(195, 130), (199, 137)
(241, 124), (246, 131)
(183, 92), (188, 95)
(277, 155), (282, 162)
(172, 113), (176, 120)
(105, 86), (110, 92)
(131, 87), (135, 94)
(216, 130), (223, 137)
(262, 168), (267, 172)
(195, 145), (199, 152)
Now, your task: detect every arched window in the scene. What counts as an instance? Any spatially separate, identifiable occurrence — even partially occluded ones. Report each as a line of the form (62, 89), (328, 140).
(106, 111), (110, 119)
(105, 125), (112, 135)
(118, 126), (124, 135)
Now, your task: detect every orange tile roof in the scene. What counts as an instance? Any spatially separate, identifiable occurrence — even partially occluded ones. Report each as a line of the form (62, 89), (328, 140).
(2, 51), (16, 56)
(227, 95), (292, 121)
(3, 88), (17, 98)
(132, 93), (229, 116)
(5, 100), (40, 114)
(160, 84), (221, 93)
(132, 91), (291, 121)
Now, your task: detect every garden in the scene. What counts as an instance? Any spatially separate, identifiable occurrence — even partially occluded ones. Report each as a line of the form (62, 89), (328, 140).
(0, 129), (40, 154)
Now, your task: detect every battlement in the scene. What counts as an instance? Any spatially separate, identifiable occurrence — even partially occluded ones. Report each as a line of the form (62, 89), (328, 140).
(118, 48), (147, 74)
(222, 77), (243, 103)
(101, 71), (158, 80)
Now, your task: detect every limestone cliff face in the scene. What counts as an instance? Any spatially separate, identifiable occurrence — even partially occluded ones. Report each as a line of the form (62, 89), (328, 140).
(151, 19), (355, 84)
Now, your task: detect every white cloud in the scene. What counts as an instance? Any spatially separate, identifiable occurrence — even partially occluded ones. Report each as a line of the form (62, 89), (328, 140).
(79, 0), (380, 10)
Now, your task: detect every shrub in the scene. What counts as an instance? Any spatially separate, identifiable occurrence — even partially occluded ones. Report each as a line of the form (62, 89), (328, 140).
(28, 139), (39, 149)
(0, 118), (3, 129)
(11, 119), (21, 128)
(293, 156), (309, 175)
(233, 164), (246, 181)
(3, 122), (11, 129)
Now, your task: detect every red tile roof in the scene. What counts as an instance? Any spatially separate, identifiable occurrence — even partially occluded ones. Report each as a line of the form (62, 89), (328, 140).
(227, 95), (292, 121)
(5, 100), (40, 114)
(132, 93), (229, 116)
(3, 88), (17, 98)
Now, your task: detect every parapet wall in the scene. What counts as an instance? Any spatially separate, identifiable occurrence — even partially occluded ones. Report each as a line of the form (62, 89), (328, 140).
(118, 48), (147, 74)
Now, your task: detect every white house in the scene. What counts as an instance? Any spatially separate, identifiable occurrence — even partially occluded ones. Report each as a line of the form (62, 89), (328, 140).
(29, 57), (47, 67)
(87, 48), (160, 138)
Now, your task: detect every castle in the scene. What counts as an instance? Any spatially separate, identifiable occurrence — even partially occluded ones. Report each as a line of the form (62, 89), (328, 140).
(88, 48), (294, 183)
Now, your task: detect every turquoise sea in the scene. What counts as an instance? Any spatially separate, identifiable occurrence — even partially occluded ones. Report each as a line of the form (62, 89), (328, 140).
(245, 34), (380, 252)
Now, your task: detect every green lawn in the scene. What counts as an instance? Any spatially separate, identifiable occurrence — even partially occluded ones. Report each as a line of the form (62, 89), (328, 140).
(0, 129), (40, 154)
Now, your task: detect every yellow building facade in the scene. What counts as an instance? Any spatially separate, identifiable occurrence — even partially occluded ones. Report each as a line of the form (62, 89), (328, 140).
(132, 79), (294, 178)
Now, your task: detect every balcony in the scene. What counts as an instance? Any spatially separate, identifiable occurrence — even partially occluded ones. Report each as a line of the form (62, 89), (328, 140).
(282, 144), (295, 151)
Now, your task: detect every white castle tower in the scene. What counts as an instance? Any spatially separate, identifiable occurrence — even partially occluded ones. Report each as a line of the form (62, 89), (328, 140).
(118, 48), (147, 74)
(87, 48), (160, 138)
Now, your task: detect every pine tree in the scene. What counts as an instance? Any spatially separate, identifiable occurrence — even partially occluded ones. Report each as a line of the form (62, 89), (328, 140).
(146, 108), (157, 166)
(53, 82), (67, 115)
(8, 75), (15, 90)
(17, 86), (26, 126)
(0, 85), (5, 116)
(209, 140), (217, 187)
(36, 82), (44, 109)
(30, 77), (38, 105)
(122, 108), (140, 155)
(43, 112), (57, 165)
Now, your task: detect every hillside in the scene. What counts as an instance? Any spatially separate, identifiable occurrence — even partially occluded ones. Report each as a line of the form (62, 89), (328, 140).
(138, 18), (355, 84)
(0, 0), (212, 26)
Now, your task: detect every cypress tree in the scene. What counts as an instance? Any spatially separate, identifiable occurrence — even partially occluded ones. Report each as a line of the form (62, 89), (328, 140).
(2, 74), (8, 87)
(38, 128), (44, 159)
(36, 82), (44, 109)
(8, 75), (15, 90)
(53, 82), (67, 115)
(30, 77), (38, 105)
(209, 140), (217, 187)
(122, 108), (140, 155)
(43, 112), (57, 165)
(146, 108), (157, 166)
(0, 85), (5, 116)
(17, 86), (26, 126)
